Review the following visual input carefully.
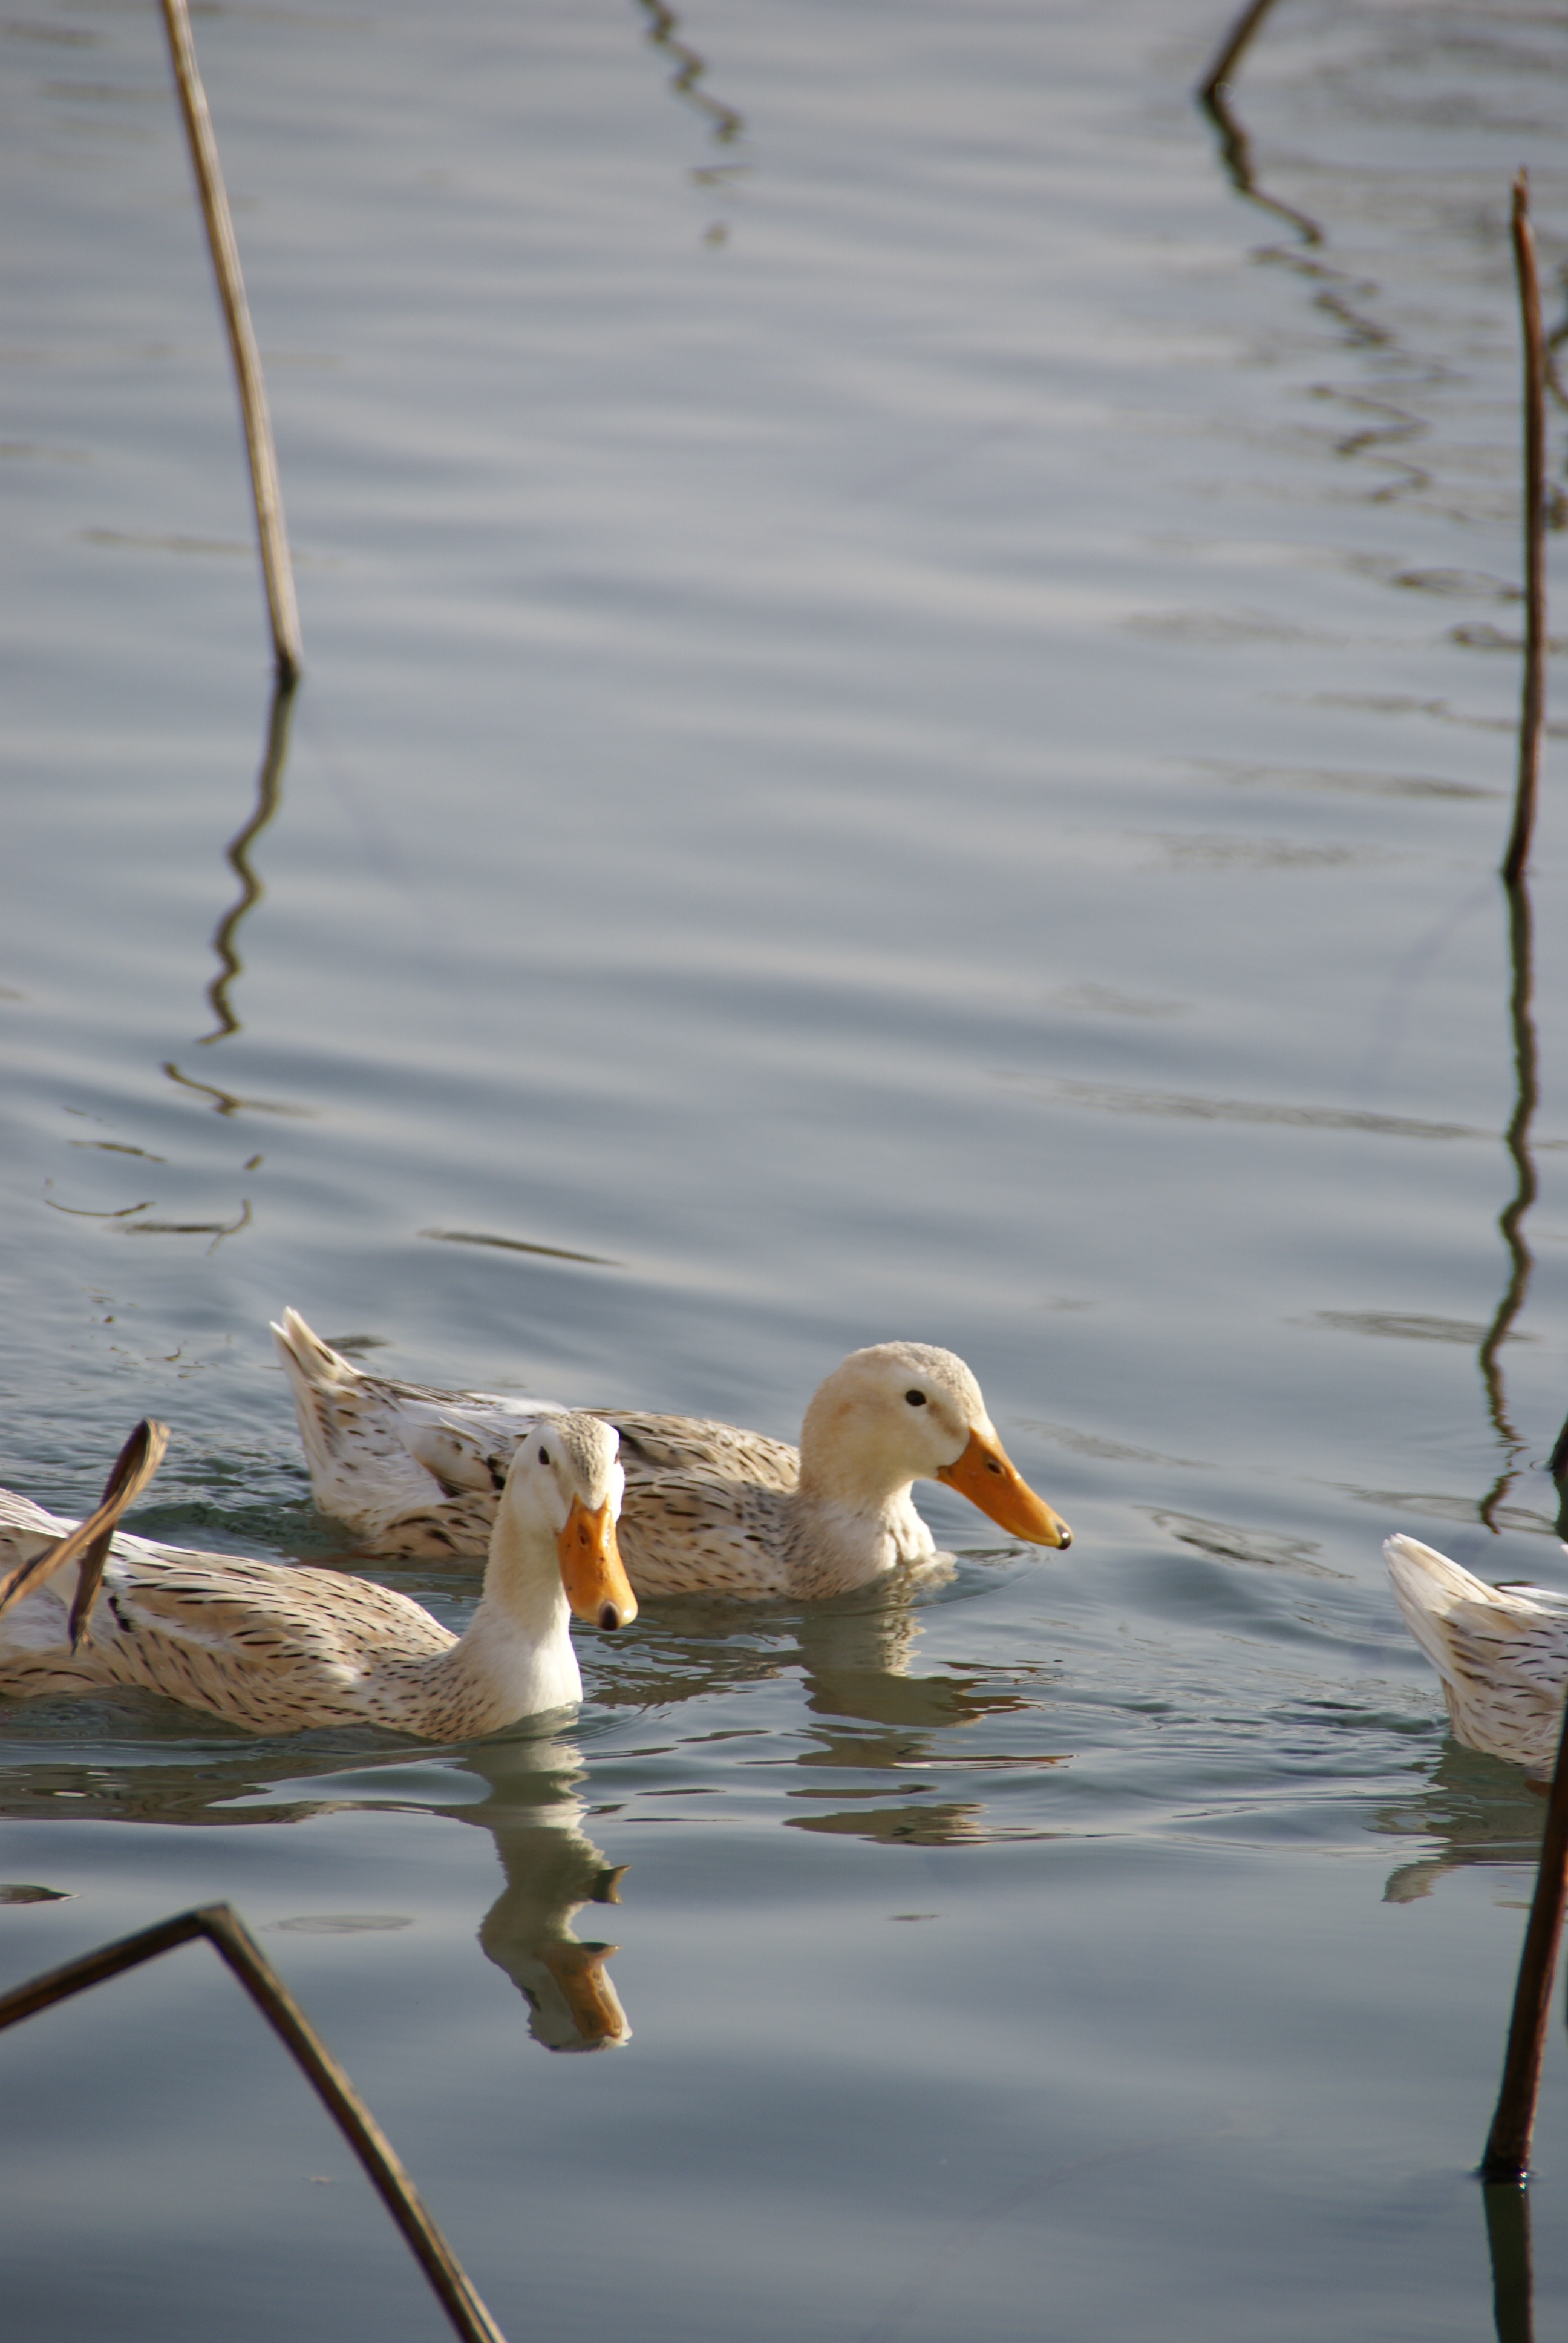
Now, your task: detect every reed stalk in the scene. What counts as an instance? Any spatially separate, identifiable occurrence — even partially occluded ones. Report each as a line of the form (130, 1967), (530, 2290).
(160, 0), (303, 681)
(1481, 1697), (1568, 2181)
(0, 1904), (506, 2343)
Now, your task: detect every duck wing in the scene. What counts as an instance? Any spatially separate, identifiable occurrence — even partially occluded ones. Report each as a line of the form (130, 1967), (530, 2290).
(0, 1490), (454, 1733)
(273, 1309), (558, 1557)
(593, 1411), (800, 1596)
(274, 1312), (806, 1591)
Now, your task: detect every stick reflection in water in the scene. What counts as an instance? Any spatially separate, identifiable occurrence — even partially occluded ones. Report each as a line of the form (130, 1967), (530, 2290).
(1195, 0), (1322, 247)
(1484, 2180), (1535, 2343)
(200, 673), (297, 1045)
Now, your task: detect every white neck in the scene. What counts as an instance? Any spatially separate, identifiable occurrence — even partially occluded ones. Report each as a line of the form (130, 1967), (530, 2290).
(440, 1498), (581, 1729)
(783, 1484), (936, 1595)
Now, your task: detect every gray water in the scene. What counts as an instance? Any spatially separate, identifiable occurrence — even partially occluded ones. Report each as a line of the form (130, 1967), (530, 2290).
(3, 1), (1568, 2333)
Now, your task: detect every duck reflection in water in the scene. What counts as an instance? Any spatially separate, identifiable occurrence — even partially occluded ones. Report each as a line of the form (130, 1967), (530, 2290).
(0, 1730), (632, 2055)
(455, 1735), (632, 2053)
(584, 1571), (1058, 1850)
(1373, 1740), (1552, 1907)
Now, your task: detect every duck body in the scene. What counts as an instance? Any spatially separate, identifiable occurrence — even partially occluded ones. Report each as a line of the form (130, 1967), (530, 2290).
(272, 1309), (1072, 1600)
(0, 1414), (635, 1740)
(1383, 1533), (1568, 1777)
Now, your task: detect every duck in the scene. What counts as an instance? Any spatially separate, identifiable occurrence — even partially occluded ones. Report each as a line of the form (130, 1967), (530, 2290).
(1383, 1533), (1568, 1778)
(272, 1308), (1073, 1600)
(0, 1412), (636, 1739)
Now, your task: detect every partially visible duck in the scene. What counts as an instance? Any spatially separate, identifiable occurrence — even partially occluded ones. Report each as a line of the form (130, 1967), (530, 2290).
(1384, 1532), (1568, 1777)
(272, 1309), (1073, 1599)
(0, 1412), (635, 1738)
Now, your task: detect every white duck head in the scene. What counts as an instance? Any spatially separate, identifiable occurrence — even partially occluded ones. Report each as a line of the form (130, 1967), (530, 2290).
(796, 1342), (1071, 1548)
(488, 1414), (638, 1633)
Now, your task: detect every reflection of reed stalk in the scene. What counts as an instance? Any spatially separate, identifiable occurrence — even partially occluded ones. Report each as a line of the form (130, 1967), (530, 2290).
(1477, 874), (1538, 1529)
(0, 1904), (507, 2343)
(1479, 171), (1563, 2198)
(160, 0), (303, 682)
(1195, 0), (1322, 246)
(1197, 0), (1281, 102)
(201, 673), (296, 1043)
(1483, 2177), (1537, 2343)
(1503, 175), (1547, 888)
(1478, 177), (1550, 1525)
(636, 1), (743, 146)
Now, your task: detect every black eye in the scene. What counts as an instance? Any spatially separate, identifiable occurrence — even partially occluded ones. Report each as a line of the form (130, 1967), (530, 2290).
(905, 1389), (926, 1407)
(538, 1446), (550, 1467)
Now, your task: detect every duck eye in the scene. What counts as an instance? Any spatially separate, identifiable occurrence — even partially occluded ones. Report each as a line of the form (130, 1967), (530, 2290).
(904, 1389), (926, 1407)
(538, 1446), (550, 1467)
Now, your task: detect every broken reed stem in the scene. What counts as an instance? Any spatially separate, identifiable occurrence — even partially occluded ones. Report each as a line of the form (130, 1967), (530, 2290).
(1481, 1699), (1568, 2181)
(159, 0), (303, 683)
(0, 1904), (507, 2343)
(1501, 172), (1547, 887)
(0, 1419), (169, 1648)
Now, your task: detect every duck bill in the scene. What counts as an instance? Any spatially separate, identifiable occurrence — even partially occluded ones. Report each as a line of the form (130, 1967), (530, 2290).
(557, 1498), (639, 1629)
(936, 1430), (1072, 1548)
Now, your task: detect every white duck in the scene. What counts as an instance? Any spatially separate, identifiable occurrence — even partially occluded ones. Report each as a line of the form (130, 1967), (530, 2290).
(272, 1309), (1073, 1599)
(0, 1414), (635, 1739)
(1384, 1533), (1568, 1777)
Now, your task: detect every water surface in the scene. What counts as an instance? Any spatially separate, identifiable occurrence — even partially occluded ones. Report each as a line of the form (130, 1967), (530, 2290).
(3, 2), (1567, 2335)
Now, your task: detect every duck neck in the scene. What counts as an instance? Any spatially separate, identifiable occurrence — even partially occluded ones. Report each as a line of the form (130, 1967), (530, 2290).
(783, 1483), (935, 1595)
(437, 1504), (581, 1729)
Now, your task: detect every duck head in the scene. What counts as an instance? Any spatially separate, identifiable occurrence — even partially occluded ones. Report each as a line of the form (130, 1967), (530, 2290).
(501, 1415), (638, 1630)
(798, 1343), (1071, 1548)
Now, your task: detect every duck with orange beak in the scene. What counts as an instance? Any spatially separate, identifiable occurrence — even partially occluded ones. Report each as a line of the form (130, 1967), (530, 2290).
(0, 1412), (635, 1737)
(273, 1316), (1071, 1600)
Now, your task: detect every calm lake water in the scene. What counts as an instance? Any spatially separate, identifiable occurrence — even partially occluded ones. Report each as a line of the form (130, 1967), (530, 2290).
(4, 0), (1568, 2333)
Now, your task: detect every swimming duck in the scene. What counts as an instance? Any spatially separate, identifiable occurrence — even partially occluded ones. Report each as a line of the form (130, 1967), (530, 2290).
(272, 1309), (1072, 1599)
(0, 1412), (635, 1738)
(1384, 1533), (1568, 1778)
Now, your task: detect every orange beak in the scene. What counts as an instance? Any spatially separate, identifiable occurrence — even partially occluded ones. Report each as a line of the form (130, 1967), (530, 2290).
(936, 1429), (1072, 1549)
(556, 1498), (638, 1630)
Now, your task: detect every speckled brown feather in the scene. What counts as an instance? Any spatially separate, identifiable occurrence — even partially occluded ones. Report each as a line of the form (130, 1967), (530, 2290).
(275, 1311), (822, 1592)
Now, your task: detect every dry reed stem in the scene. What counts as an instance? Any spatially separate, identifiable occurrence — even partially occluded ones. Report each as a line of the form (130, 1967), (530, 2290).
(1501, 173), (1547, 887)
(160, 0), (303, 682)
(1481, 1697), (1568, 2181)
(0, 1903), (508, 2343)
(0, 1420), (169, 1650)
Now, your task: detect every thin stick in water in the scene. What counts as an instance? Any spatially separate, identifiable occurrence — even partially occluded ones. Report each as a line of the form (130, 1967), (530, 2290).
(159, 0), (303, 682)
(0, 1903), (507, 2343)
(1480, 1697), (1568, 2180)
(1501, 172), (1547, 888)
